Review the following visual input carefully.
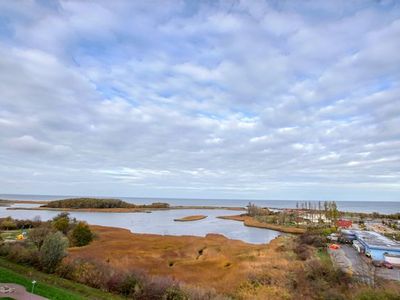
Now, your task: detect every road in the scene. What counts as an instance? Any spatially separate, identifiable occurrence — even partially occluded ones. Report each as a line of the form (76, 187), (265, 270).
(329, 245), (400, 284)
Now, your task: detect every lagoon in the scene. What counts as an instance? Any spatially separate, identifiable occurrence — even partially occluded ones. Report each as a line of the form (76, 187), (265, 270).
(0, 203), (280, 244)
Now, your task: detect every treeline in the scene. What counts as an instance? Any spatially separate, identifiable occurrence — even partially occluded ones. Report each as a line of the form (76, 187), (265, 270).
(43, 198), (170, 209)
(0, 217), (42, 230)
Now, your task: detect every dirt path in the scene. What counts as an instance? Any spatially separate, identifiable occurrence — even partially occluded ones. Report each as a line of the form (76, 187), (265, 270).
(0, 283), (47, 300)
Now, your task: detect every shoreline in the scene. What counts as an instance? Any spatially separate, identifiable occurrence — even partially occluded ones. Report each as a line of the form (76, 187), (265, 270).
(6, 205), (245, 213)
(217, 215), (307, 234)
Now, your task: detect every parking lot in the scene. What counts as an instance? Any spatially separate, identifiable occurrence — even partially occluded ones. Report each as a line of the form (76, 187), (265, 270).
(329, 245), (400, 283)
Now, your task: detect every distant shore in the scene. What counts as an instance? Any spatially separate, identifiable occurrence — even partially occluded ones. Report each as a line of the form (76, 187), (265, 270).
(218, 215), (306, 234)
(5, 200), (245, 213)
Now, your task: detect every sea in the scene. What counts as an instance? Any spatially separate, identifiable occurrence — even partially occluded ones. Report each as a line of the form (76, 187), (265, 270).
(1, 194), (399, 214)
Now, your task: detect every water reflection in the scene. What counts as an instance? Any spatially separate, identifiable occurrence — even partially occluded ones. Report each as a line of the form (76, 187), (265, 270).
(0, 204), (280, 244)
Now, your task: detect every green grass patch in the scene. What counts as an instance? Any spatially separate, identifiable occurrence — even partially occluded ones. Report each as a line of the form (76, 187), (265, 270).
(0, 258), (123, 300)
(316, 248), (332, 265)
(0, 230), (21, 240)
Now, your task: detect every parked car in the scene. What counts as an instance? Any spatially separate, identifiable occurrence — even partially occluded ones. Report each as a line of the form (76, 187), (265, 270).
(372, 260), (382, 267)
(382, 261), (393, 269)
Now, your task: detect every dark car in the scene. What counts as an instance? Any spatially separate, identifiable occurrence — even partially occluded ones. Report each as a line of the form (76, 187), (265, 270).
(382, 261), (393, 269)
(372, 260), (382, 267)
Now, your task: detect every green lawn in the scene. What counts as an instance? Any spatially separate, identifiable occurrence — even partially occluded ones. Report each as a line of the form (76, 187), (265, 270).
(0, 230), (22, 240)
(0, 258), (123, 300)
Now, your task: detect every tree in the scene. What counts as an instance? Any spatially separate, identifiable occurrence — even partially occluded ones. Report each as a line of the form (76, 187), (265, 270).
(331, 201), (339, 222)
(0, 218), (17, 230)
(52, 213), (71, 234)
(39, 231), (68, 273)
(70, 222), (93, 247)
(29, 226), (53, 250)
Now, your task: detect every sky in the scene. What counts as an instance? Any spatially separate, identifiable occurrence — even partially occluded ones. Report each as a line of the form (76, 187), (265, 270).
(0, 0), (399, 202)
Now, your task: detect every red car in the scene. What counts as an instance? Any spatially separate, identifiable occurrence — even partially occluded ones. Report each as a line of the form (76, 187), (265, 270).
(382, 261), (393, 269)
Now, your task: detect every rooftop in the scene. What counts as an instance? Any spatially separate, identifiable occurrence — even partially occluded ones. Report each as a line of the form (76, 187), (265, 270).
(355, 230), (400, 250)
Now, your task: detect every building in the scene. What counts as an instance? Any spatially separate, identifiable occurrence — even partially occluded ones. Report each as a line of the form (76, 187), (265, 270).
(354, 230), (400, 261)
(336, 219), (352, 229)
(352, 240), (365, 253)
(340, 229), (357, 243)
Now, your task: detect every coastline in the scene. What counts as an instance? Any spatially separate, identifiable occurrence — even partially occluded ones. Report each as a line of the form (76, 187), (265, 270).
(218, 215), (306, 234)
(5, 200), (245, 213)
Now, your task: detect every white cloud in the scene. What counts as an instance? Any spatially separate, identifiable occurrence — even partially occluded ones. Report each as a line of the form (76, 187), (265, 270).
(0, 0), (399, 200)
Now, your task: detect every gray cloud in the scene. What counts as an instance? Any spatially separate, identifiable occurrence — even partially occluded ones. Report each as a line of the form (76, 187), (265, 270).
(0, 0), (399, 201)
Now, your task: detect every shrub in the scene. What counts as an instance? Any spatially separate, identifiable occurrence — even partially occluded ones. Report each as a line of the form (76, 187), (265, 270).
(0, 243), (10, 257)
(55, 261), (75, 279)
(72, 261), (107, 289)
(118, 274), (143, 297)
(8, 244), (39, 266)
(180, 285), (227, 300)
(69, 221), (93, 247)
(163, 287), (188, 300)
(299, 233), (326, 248)
(140, 275), (178, 299)
(39, 231), (68, 273)
(294, 243), (312, 260)
(29, 225), (54, 250)
(52, 213), (71, 234)
(0, 218), (17, 230)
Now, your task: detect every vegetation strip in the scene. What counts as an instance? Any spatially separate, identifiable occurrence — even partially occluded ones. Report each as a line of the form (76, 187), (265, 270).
(218, 215), (307, 234)
(173, 215), (207, 221)
(0, 258), (123, 300)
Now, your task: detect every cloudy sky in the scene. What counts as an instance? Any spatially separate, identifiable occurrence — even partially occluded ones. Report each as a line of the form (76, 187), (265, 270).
(0, 0), (399, 201)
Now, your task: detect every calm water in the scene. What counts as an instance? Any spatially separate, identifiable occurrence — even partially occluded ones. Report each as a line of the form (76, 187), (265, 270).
(1, 194), (399, 214)
(0, 203), (280, 244)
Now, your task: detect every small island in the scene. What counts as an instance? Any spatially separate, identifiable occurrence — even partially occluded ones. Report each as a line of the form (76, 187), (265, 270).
(174, 215), (207, 222)
(5, 198), (170, 213)
(42, 198), (169, 209)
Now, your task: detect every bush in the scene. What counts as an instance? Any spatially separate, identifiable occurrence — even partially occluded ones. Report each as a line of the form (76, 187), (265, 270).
(29, 225), (54, 250)
(0, 243), (10, 257)
(71, 261), (107, 289)
(5, 243), (37, 264)
(180, 285), (227, 300)
(69, 222), (93, 247)
(55, 261), (75, 279)
(140, 276), (178, 299)
(0, 218), (17, 230)
(39, 231), (68, 273)
(118, 274), (143, 297)
(52, 213), (72, 234)
(163, 287), (188, 300)
(294, 243), (312, 260)
(299, 233), (326, 248)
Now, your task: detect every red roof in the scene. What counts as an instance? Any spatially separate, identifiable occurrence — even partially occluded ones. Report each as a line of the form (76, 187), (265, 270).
(336, 220), (352, 228)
